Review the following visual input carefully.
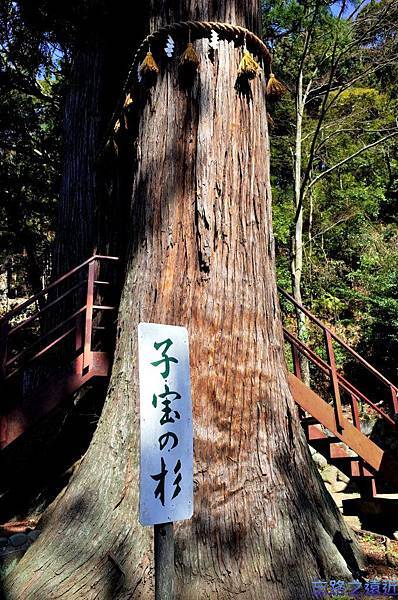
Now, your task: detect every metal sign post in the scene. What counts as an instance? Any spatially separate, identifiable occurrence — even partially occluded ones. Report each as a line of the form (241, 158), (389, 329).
(138, 323), (194, 600)
(154, 522), (175, 599)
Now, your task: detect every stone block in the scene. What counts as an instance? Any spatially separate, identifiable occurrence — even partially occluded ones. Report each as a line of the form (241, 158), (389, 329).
(337, 471), (350, 484)
(322, 465), (338, 486)
(313, 452), (327, 469)
(332, 480), (347, 493)
(28, 530), (40, 542)
(9, 533), (28, 547)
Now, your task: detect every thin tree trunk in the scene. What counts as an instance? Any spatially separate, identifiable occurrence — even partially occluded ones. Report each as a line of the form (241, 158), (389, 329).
(291, 66), (310, 385)
(4, 2), (364, 598)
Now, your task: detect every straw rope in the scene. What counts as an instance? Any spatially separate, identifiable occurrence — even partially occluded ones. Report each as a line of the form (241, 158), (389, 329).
(99, 21), (271, 157)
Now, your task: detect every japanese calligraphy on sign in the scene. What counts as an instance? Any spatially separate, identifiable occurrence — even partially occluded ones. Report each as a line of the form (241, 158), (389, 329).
(138, 323), (193, 526)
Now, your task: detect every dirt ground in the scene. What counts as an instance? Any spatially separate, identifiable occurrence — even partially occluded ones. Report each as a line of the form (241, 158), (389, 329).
(325, 528), (398, 599)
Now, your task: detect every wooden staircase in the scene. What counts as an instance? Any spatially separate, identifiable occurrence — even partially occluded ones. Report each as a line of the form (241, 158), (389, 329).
(1, 257), (397, 504)
(280, 288), (398, 499)
(0, 255), (119, 449)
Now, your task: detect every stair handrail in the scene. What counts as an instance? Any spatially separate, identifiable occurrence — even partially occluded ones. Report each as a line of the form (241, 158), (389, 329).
(0, 255), (119, 326)
(283, 328), (396, 427)
(0, 255), (119, 381)
(278, 286), (398, 396)
(4, 306), (87, 377)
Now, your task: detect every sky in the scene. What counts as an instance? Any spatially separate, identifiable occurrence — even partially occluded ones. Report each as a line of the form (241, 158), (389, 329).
(330, 0), (373, 18)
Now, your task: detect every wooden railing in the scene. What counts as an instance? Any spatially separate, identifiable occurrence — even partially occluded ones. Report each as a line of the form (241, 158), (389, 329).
(279, 287), (398, 433)
(0, 255), (119, 387)
(1, 263), (396, 445)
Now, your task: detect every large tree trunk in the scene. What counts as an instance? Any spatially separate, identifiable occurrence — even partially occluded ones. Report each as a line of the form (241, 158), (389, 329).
(51, 7), (143, 276)
(52, 39), (105, 276)
(4, 1), (364, 598)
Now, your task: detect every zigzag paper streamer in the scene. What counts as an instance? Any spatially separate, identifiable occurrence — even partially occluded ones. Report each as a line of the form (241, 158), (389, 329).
(165, 35), (175, 58)
(209, 30), (219, 50)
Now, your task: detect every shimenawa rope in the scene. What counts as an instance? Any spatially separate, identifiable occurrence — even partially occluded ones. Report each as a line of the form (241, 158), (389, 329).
(99, 21), (277, 158)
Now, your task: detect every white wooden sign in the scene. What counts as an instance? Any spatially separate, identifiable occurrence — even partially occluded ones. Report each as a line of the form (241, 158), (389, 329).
(138, 323), (193, 526)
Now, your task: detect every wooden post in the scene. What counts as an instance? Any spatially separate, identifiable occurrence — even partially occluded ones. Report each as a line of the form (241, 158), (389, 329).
(349, 393), (361, 431)
(0, 324), (9, 451)
(75, 313), (83, 374)
(291, 344), (306, 420)
(324, 329), (344, 433)
(291, 343), (302, 380)
(154, 522), (175, 600)
(83, 260), (96, 372)
(391, 385), (398, 416)
(0, 320), (9, 381)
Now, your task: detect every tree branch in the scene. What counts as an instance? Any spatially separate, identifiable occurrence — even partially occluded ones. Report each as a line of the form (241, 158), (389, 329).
(308, 131), (398, 190)
(304, 213), (359, 246)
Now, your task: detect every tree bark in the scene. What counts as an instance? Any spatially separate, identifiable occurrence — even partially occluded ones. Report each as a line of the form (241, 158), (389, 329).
(52, 39), (105, 277)
(4, 2), (365, 599)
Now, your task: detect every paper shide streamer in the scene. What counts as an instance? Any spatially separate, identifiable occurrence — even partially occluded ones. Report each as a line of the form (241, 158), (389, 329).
(165, 35), (175, 58)
(209, 29), (219, 50)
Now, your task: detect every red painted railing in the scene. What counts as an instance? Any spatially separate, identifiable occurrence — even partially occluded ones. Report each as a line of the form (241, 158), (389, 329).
(0, 255), (119, 386)
(279, 287), (398, 433)
(1, 261), (396, 448)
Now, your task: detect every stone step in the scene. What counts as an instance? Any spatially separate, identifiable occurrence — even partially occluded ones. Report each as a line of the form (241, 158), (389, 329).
(331, 455), (374, 478)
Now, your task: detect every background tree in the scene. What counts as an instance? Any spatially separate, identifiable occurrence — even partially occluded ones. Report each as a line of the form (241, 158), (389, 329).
(0, 0), (62, 304)
(267, 0), (398, 387)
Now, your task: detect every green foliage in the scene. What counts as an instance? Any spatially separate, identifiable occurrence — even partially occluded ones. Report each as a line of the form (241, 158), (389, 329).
(268, 0), (398, 382)
(0, 0), (63, 295)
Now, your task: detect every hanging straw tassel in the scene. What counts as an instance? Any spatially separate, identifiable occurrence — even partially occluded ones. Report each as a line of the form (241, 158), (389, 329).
(266, 72), (287, 99)
(179, 42), (200, 73)
(124, 93), (133, 108)
(139, 51), (160, 78)
(237, 49), (260, 80)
